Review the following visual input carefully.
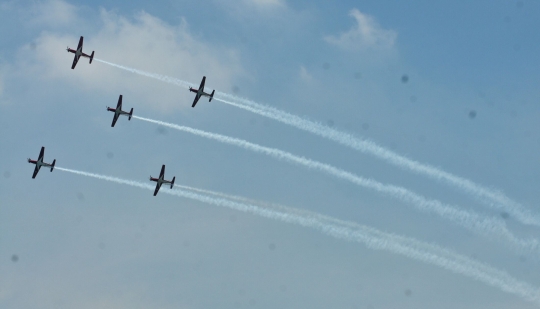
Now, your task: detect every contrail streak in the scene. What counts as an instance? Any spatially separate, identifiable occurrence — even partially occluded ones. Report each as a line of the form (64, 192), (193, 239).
(94, 58), (194, 89)
(213, 96), (540, 227)
(94, 58), (537, 228)
(54, 166), (540, 305)
(132, 115), (539, 254)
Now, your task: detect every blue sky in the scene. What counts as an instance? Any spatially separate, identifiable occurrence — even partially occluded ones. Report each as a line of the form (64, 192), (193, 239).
(1, 0), (540, 308)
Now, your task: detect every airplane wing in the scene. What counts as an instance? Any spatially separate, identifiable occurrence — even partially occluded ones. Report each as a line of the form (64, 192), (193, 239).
(32, 165), (40, 179)
(117, 95), (123, 109)
(199, 76), (206, 90)
(191, 94), (201, 108)
(38, 147), (45, 161)
(71, 55), (79, 69)
(153, 182), (162, 196)
(159, 165), (165, 178)
(77, 36), (83, 50)
(111, 113), (120, 127)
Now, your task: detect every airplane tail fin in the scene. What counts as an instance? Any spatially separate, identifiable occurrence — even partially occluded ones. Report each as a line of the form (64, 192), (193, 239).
(51, 159), (56, 172)
(209, 90), (215, 102)
(129, 108), (133, 121)
(89, 51), (95, 64)
(171, 177), (175, 189)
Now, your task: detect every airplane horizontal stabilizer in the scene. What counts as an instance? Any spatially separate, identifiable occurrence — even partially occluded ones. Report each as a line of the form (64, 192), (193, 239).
(171, 177), (175, 189)
(89, 51), (94, 64)
(129, 108), (133, 120)
(209, 90), (215, 102)
(51, 159), (56, 172)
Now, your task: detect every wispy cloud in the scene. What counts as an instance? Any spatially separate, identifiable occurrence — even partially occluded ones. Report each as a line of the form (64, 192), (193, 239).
(244, 0), (286, 8)
(299, 66), (312, 82)
(15, 7), (244, 111)
(29, 0), (77, 27)
(324, 8), (397, 51)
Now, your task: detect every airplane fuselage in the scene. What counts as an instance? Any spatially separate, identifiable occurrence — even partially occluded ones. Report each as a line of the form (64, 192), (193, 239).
(150, 175), (171, 186)
(107, 107), (130, 117)
(190, 87), (211, 98)
(67, 47), (91, 59)
(28, 158), (51, 169)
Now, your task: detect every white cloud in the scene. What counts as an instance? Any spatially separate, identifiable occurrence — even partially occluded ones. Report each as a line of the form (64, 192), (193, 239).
(17, 8), (244, 111)
(243, 0), (286, 8)
(217, 0), (287, 18)
(324, 8), (397, 51)
(29, 0), (77, 26)
(299, 66), (312, 82)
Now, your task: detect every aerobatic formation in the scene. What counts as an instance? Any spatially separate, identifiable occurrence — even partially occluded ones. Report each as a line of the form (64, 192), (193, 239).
(25, 35), (540, 306)
(31, 36), (209, 195)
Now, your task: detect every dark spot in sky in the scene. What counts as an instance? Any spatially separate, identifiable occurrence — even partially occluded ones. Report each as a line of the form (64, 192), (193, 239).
(327, 119), (334, 127)
(3, 171), (10, 178)
(516, 1), (524, 8)
(519, 255), (527, 262)
(354, 72), (362, 79)
(232, 86), (240, 94)
(468, 110), (477, 119)
(362, 123), (369, 131)
(77, 192), (85, 201)
(401, 74), (409, 83)
(30, 42), (36, 50)
(11, 254), (19, 262)
(249, 299), (257, 306)
(279, 284), (287, 292)
(500, 212), (510, 219)
(504, 16), (511, 23)
(323, 62), (330, 70)
(106, 152), (114, 159)
(513, 44), (521, 51)
(98, 242), (105, 250)
(157, 126), (168, 135)
(410, 95), (417, 102)
(404, 289), (412, 297)
(268, 243), (276, 251)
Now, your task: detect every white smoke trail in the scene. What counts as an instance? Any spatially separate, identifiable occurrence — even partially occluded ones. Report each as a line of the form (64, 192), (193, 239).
(54, 166), (540, 305)
(94, 58), (195, 89)
(93, 58), (537, 227)
(132, 115), (539, 254)
(214, 96), (540, 227)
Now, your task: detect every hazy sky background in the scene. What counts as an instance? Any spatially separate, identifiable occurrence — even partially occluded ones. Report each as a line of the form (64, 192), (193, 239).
(1, 0), (540, 308)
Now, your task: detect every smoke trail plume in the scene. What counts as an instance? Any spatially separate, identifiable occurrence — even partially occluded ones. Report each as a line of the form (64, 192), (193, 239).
(132, 115), (539, 253)
(94, 58), (195, 89)
(94, 58), (537, 228)
(54, 166), (540, 305)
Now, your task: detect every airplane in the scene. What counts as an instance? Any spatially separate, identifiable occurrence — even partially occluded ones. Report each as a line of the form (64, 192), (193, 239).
(66, 36), (95, 69)
(27, 147), (56, 179)
(149, 165), (175, 196)
(189, 76), (215, 107)
(107, 95), (133, 127)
